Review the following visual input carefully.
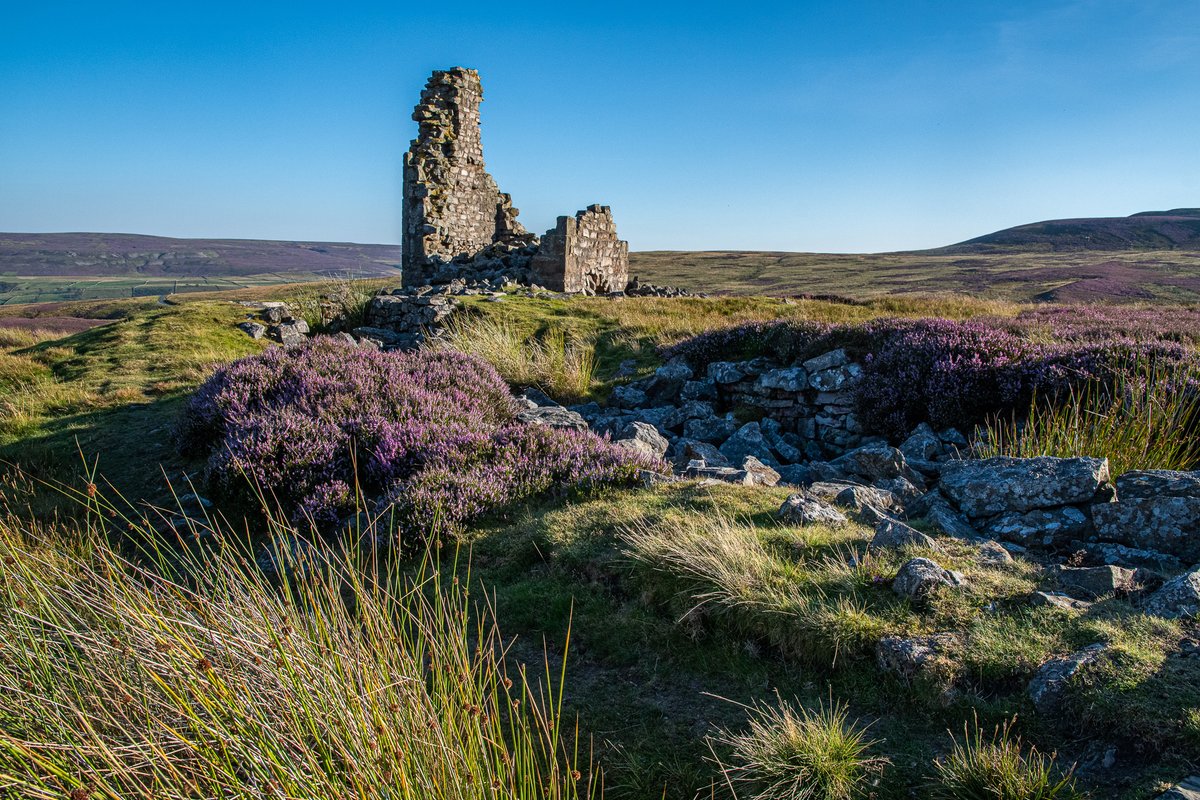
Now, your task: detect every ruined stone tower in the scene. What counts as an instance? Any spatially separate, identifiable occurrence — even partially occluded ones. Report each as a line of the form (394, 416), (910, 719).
(401, 68), (532, 285)
(401, 67), (629, 294)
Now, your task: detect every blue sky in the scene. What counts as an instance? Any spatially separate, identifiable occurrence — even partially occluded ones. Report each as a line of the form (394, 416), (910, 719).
(1, 1), (1197, 252)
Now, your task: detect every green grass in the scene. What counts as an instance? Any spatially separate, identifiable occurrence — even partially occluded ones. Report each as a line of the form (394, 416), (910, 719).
(628, 249), (1200, 303)
(0, 282), (1197, 799)
(930, 717), (1084, 800)
(714, 697), (886, 800)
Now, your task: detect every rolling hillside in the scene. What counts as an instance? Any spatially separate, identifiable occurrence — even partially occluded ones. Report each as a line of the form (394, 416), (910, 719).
(0, 232), (402, 278)
(939, 208), (1200, 253)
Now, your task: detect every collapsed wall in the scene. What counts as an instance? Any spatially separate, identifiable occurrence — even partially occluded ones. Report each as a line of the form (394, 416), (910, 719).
(401, 68), (535, 286)
(531, 205), (630, 294)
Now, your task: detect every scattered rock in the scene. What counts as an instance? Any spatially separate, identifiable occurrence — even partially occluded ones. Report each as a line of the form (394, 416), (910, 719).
(741, 456), (781, 487)
(832, 441), (908, 481)
(516, 406), (590, 432)
(615, 421), (670, 459)
(1157, 777), (1200, 800)
(802, 348), (849, 373)
(1030, 591), (1092, 613)
(718, 422), (779, 468)
(1027, 642), (1110, 714)
(1144, 569), (1200, 619)
(1055, 565), (1136, 599)
(876, 632), (958, 680)
(1092, 469), (1200, 562)
(778, 493), (848, 526)
(982, 505), (1091, 549)
(237, 320), (267, 339)
(893, 557), (963, 600)
(975, 540), (1013, 566)
(899, 423), (942, 462)
(871, 518), (938, 552)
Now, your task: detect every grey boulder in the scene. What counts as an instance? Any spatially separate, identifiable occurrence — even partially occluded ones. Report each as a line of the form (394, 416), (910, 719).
(939, 456), (1111, 518)
(778, 493), (848, 527)
(1144, 569), (1200, 619)
(893, 557), (963, 600)
(1092, 470), (1200, 562)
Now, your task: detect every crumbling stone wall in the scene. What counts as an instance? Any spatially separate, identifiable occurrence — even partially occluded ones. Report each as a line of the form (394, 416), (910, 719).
(402, 68), (533, 286)
(531, 205), (629, 294)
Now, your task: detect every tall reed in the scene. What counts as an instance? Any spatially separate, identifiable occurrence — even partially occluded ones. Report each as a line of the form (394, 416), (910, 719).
(980, 361), (1200, 476)
(0, 502), (594, 799)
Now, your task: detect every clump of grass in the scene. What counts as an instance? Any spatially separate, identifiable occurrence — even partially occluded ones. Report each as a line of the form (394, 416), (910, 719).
(442, 313), (597, 403)
(930, 717), (1084, 800)
(0, 509), (594, 799)
(714, 696), (885, 800)
(618, 511), (896, 666)
(980, 361), (1200, 476)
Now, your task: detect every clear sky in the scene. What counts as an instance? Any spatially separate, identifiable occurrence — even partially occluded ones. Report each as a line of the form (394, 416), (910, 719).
(1, 1), (1197, 253)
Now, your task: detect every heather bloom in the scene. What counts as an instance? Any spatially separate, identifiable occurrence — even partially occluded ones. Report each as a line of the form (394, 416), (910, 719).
(178, 337), (655, 541)
(665, 314), (1200, 440)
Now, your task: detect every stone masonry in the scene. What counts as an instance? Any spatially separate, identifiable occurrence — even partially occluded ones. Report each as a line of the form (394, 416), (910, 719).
(401, 68), (632, 294)
(531, 205), (630, 294)
(401, 68), (535, 286)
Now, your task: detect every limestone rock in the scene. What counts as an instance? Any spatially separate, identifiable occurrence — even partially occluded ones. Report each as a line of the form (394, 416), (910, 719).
(516, 406), (589, 432)
(778, 493), (848, 527)
(1056, 565), (1136, 599)
(641, 362), (693, 406)
(832, 441), (908, 481)
(939, 456), (1111, 518)
(1144, 569), (1200, 619)
(1027, 643), (1110, 714)
(673, 439), (730, 469)
(1091, 469), (1200, 562)
(237, 320), (266, 339)
(1157, 776), (1200, 800)
(802, 348), (849, 373)
(871, 518), (938, 552)
(756, 366), (808, 393)
(682, 415), (739, 445)
(876, 633), (958, 680)
(976, 540), (1014, 566)
(741, 456), (781, 487)
(610, 384), (649, 410)
(615, 421), (670, 459)
(899, 423), (942, 462)
(1030, 591), (1093, 613)
(707, 361), (746, 385)
(718, 422), (779, 468)
(893, 557), (962, 599)
(982, 505), (1091, 549)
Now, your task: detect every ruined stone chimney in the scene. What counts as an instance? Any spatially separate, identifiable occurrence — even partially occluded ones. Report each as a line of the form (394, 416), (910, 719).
(401, 67), (531, 285)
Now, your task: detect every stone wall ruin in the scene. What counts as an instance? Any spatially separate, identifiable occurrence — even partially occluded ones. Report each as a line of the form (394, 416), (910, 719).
(401, 67), (628, 293)
(531, 205), (629, 294)
(401, 67), (536, 286)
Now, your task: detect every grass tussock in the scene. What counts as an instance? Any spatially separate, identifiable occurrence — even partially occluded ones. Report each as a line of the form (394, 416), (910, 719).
(442, 313), (597, 402)
(930, 718), (1084, 800)
(714, 697), (885, 800)
(981, 362), (1200, 476)
(0, 513), (593, 800)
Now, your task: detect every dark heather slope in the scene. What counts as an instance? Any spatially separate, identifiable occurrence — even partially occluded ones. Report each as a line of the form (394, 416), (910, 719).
(938, 209), (1200, 253)
(0, 233), (402, 277)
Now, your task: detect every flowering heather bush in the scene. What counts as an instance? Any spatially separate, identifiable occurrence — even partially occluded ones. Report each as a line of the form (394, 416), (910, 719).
(660, 319), (835, 372)
(855, 319), (1029, 438)
(1004, 304), (1200, 345)
(179, 337), (654, 541)
(665, 314), (1200, 439)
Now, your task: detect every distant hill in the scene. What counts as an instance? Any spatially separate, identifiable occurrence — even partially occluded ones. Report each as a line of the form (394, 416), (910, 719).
(939, 209), (1200, 253)
(0, 233), (402, 278)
